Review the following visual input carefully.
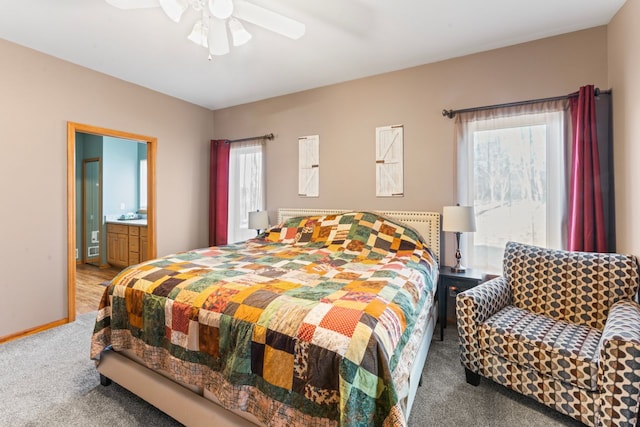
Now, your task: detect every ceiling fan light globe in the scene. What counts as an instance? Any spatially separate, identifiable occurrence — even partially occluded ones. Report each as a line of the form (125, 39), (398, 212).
(187, 20), (209, 47)
(208, 17), (230, 56)
(209, 0), (234, 20)
(229, 18), (252, 46)
(158, 0), (188, 22)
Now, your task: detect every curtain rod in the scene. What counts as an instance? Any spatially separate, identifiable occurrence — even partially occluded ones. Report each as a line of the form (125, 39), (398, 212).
(226, 133), (274, 143)
(442, 88), (611, 119)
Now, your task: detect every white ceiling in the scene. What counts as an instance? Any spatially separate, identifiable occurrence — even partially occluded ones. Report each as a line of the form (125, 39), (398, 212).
(0, 0), (627, 110)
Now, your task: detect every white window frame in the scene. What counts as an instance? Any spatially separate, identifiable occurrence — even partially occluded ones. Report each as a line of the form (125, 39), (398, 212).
(456, 102), (569, 273)
(227, 141), (265, 243)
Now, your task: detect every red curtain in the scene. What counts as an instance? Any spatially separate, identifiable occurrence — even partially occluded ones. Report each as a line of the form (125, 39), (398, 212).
(568, 85), (607, 252)
(209, 140), (230, 246)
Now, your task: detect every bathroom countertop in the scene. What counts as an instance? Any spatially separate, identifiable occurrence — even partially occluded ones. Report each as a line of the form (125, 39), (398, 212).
(105, 218), (147, 226)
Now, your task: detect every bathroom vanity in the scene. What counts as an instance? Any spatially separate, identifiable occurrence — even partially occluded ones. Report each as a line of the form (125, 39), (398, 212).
(106, 220), (148, 268)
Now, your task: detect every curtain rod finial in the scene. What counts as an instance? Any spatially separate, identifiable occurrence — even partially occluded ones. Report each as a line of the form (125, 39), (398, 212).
(442, 109), (455, 119)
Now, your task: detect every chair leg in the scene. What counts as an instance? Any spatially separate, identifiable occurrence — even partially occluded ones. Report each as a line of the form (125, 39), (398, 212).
(100, 374), (112, 386)
(465, 368), (480, 386)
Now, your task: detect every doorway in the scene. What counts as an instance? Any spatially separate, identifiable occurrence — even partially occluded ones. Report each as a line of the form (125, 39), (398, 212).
(67, 122), (157, 322)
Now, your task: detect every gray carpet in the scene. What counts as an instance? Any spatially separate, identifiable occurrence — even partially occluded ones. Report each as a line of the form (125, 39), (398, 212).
(413, 326), (581, 426)
(0, 313), (581, 426)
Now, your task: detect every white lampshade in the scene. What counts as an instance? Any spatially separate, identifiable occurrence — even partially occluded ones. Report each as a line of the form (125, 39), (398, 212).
(442, 205), (476, 233)
(229, 18), (252, 46)
(187, 20), (208, 47)
(248, 210), (269, 230)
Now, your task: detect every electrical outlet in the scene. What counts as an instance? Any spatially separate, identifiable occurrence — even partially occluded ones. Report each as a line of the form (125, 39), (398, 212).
(120, 202), (125, 210)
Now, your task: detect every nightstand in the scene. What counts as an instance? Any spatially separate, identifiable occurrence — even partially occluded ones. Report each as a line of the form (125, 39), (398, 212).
(438, 266), (484, 340)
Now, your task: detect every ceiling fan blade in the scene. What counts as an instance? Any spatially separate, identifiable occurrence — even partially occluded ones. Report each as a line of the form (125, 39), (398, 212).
(105, 0), (160, 9)
(234, 0), (305, 40)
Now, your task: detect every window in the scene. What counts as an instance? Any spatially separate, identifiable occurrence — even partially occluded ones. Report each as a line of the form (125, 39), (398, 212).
(456, 101), (569, 273)
(227, 141), (265, 243)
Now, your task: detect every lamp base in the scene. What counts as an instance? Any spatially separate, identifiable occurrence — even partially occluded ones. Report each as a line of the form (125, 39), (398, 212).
(451, 242), (466, 273)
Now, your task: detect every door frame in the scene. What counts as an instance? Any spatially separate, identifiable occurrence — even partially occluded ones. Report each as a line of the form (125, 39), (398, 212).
(67, 122), (157, 322)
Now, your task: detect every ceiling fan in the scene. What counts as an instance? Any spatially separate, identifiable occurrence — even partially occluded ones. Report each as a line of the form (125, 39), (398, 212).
(105, 0), (306, 58)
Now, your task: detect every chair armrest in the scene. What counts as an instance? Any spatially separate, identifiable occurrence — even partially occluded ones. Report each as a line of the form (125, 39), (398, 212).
(456, 276), (512, 372)
(597, 300), (640, 425)
(457, 276), (512, 323)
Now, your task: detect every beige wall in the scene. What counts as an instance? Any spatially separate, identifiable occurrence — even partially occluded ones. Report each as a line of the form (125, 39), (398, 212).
(609, 0), (640, 255)
(0, 21), (623, 338)
(213, 27), (608, 266)
(0, 39), (213, 338)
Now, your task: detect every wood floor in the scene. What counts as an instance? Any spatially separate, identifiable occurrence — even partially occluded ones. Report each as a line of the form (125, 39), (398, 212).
(76, 263), (122, 315)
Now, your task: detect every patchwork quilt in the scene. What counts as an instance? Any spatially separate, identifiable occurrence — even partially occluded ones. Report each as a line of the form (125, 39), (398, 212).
(91, 211), (438, 426)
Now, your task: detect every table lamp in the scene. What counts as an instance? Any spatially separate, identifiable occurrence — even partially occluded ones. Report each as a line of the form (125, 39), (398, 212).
(442, 205), (476, 272)
(248, 210), (269, 235)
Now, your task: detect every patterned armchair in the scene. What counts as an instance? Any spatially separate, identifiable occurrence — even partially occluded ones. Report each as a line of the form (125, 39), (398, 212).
(456, 241), (640, 426)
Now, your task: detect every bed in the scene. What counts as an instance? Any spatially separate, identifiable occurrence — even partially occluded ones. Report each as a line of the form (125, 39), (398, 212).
(91, 209), (441, 426)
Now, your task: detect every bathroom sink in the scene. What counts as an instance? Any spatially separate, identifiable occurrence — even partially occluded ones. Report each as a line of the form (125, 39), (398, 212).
(118, 214), (143, 220)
